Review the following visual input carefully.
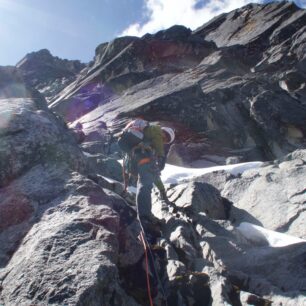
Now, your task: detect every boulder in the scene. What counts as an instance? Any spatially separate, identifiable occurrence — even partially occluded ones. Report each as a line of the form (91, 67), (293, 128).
(0, 97), (86, 187)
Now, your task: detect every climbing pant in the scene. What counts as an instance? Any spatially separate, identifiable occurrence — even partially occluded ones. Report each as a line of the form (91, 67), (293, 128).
(136, 162), (156, 220)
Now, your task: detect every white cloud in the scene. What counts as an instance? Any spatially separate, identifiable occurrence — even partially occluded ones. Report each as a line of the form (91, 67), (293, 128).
(121, 0), (264, 37)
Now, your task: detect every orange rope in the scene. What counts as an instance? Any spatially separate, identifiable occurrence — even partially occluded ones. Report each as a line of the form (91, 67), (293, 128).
(140, 231), (154, 306)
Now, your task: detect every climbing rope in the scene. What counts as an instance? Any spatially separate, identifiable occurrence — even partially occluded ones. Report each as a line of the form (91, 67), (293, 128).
(138, 217), (168, 306)
(139, 231), (154, 306)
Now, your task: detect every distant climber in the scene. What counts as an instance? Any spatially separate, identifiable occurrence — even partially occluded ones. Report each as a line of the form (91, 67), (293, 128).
(117, 118), (175, 230)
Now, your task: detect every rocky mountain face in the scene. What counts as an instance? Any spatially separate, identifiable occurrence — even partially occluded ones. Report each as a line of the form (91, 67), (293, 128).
(16, 49), (85, 100)
(0, 1), (306, 306)
(48, 1), (306, 164)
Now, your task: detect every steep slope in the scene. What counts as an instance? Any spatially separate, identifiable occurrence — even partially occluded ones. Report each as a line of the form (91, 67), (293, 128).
(50, 1), (306, 161)
(49, 25), (216, 121)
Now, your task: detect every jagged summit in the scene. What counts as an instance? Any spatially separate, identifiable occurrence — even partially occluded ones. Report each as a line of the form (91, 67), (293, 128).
(16, 48), (53, 67)
(16, 48), (86, 99)
(16, 48), (85, 75)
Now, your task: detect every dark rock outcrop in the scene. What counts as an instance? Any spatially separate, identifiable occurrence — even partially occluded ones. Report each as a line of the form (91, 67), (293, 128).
(85, 152), (123, 182)
(0, 96), (85, 187)
(48, 26), (216, 123)
(165, 181), (229, 219)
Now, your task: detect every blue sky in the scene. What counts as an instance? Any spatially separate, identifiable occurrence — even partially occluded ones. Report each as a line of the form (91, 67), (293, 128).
(0, 0), (305, 65)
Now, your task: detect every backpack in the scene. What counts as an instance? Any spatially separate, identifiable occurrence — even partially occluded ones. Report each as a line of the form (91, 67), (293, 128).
(117, 119), (148, 153)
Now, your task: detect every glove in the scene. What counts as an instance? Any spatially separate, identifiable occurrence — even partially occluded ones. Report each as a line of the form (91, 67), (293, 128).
(157, 156), (166, 171)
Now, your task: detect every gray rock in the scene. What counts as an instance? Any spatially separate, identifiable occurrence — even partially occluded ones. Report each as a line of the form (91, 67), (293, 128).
(69, 43), (305, 159)
(166, 259), (187, 281)
(167, 182), (228, 220)
(193, 2), (301, 49)
(0, 96), (86, 188)
(196, 214), (306, 306)
(0, 76), (141, 305)
(223, 149), (306, 238)
(226, 156), (243, 165)
(0, 171), (141, 306)
(42, 2), (306, 162)
(187, 170), (232, 192)
(167, 142), (216, 167)
(81, 141), (105, 154)
(50, 30), (215, 121)
(239, 290), (272, 306)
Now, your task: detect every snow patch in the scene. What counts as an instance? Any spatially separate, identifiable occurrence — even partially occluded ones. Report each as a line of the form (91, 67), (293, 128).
(161, 161), (263, 184)
(118, 159), (263, 185)
(237, 222), (306, 247)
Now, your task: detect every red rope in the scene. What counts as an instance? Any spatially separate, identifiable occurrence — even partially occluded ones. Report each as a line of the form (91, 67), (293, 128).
(140, 231), (154, 306)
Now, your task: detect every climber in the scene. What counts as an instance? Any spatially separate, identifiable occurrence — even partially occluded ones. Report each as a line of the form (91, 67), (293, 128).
(117, 118), (175, 229)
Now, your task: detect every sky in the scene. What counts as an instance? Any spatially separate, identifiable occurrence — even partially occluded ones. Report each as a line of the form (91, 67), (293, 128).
(0, 0), (305, 66)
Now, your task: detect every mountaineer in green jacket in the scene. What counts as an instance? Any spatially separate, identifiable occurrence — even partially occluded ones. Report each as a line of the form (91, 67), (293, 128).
(142, 124), (174, 202)
(118, 118), (175, 228)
